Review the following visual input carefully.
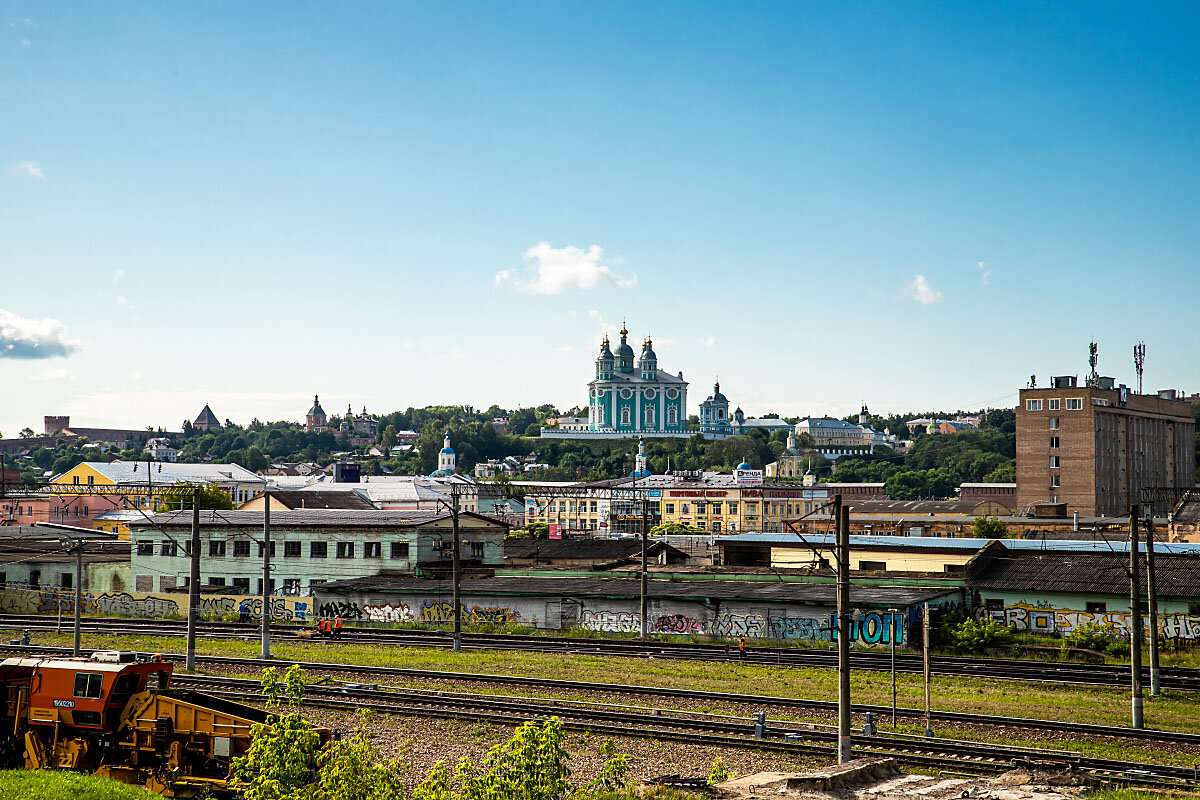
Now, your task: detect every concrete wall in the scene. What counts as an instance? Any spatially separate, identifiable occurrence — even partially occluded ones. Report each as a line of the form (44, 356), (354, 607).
(979, 590), (1200, 640)
(314, 588), (937, 646)
(0, 588), (313, 621)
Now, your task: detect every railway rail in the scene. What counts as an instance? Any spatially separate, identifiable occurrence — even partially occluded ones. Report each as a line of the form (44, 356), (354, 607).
(5, 612), (1200, 691)
(3, 641), (1196, 748)
(166, 672), (1200, 790)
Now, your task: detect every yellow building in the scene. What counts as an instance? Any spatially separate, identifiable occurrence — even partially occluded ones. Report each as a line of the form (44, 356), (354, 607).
(51, 462), (267, 509)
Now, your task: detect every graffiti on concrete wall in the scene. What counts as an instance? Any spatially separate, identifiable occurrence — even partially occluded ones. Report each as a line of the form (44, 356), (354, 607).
(318, 600), (363, 620)
(991, 601), (1200, 640)
(363, 603), (414, 623)
(829, 611), (904, 645)
(769, 616), (826, 641)
(580, 610), (640, 633)
(710, 613), (767, 638)
(0, 589), (307, 621)
(418, 601), (521, 625)
(650, 614), (702, 634)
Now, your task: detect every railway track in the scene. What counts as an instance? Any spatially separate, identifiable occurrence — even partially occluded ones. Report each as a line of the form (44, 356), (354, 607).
(4, 641), (1196, 748)
(167, 673), (1200, 790)
(5, 612), (1200, 691)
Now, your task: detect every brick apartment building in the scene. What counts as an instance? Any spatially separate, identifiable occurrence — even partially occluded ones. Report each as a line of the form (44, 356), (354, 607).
(1016, 376), (1196, 517)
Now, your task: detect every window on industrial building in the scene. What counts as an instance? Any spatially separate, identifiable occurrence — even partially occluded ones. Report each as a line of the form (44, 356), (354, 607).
(1066, 398), (1083, 410)
(257, 541), (276, 558)
(1049, 417), (1060, 430)
(1085, 602), (1106, 613)
(135, 575), (152, 592)
(233, 540), (251, 557)
(1049, 437), (1060, 449)
(390, 541), (409, 559)
(162, 541), (177, 557)
(943, 564), (965, 574)
(364, 542), (382, 558)
(1026, 399), (1042, 411)
(136, 540), (154, 556)
(210, 540), (227, 557)
(859, 560), (887, 571)
(471, 542), (485, 558)
(60, 572), (73, 589)
(257, 578), (275, 594)
(232, 578), (250, 593)
(336, 542), (355, 559)
(282, 579), (300, 594)
(984, 599), (1003, 612)
(1190, 603), (1200, 616)
(284, 541), (301, 558)
(1048, 399), (1060, 410)
(311, 541), (327, 558)
(158, 576), (176, 591)
(209, 577), (225, 587)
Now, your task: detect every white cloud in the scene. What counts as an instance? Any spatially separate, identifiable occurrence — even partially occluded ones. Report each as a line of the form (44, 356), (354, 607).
(698, 335), (717, 348)
(977, 260), (992, 285)
(448, 345), (470, 361)
(0, 308), (81, 359)
(556, 345), (576, 354)
(498, 243), (636, 295)
(116, 295), (133, 309)
(27, 366), (70, 382)
(10, 161), (46, 180)
(113, 269), (124, 285)
(20, 38), (30, 46)
(906, 274), (942, 305)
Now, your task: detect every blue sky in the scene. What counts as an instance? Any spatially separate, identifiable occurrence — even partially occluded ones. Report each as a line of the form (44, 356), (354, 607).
(2, 1), (1198, 434)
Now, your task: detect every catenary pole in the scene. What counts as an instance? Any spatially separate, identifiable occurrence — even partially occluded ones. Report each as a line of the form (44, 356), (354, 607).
(640, 484), (648, 639)
(835, 495), (851, 764)
(890, 607), (898, 729)
(452, 485), (462, 652)
(1145, 509), (1161, 697)
(261, 493), (271, 659)
(923, 600), (933, 737)
(1130, 504), (1144, 729)
(73, 536), (82, 657)
(186, 488), (200, 671)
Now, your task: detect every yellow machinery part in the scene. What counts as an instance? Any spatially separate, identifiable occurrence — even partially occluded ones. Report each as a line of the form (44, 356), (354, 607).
(23, 729), (45, 770)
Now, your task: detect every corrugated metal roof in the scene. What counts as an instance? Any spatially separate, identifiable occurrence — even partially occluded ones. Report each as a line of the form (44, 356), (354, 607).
(73, 462), (264, 486)
(133, 509), (481, 528)
(317, 573), (955, 606)
(971, 550), (1200, 598)
(717, 533), (1200, 555)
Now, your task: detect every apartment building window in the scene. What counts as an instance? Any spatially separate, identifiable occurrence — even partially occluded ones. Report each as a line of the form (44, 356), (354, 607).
(728, 501), (738, 514)
(1048, 399), (1060, 410)
(1049, 417), (1060, 430)
(336, 542), (355, 559)
(1066, 398), (1083, 410)
(1026, 399), (1042, 411)
(390, 541), (410, 559)
(471, 542), (485, 558)
(680, 503), (689, 514)
(696, 502), (706, 515)
(590, 501), (597, 513)
(284, 541), (302, 558)
(1050, 456), (1060, 468)
(209, 540), (227, 557)
(665, 503), (675, 514)
(233, 540), (251, 557)
(136, 540), (154, 557)
(162, 541), (178, 557)
(1050, 475), (1061, 488)
(1049, 437), (1060, 449)
(364, 542), (382, 558)
(310, 541), (327, 558)
(746, 502), (756, 514)
(232, 578), (250, 593)
(257, 542), (276, 558)
(710, 502), (722, 514)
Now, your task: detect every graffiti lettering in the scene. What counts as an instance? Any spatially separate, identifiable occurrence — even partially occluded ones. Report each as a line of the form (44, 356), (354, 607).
(830, 612), (904, 645)
(363, 603), (414, 623)
(318, 600), (363, 620)
(418, 601), (521, 626)
(580, 610), (640, 633)
(989, 601), (1200, 641)
(710, 613), (766, 638)
(651, 614), (702, 634)
(769, 617), (827, 641)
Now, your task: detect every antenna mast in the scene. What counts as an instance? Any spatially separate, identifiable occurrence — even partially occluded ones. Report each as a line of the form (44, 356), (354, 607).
(1086, 342), (1100, 388)
(1133, 342), (1146, 394)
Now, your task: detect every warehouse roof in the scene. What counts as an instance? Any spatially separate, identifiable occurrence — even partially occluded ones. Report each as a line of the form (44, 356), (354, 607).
(133, 509), (505, 528)
(503, 538), (686, 561)
(317, 573), (955, 607)
(969, 550), (1200, 598)
(716, 533), (1200, 555)
(257, 490), (376, 510)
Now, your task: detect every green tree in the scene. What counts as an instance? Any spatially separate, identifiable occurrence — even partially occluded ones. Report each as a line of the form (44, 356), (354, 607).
(19, 427), (34, 439)
(380, 425), (397, 450)
(155, 482), (236, 512)
(971, 515), (1008, 538)
(951, 615), (1013, 654)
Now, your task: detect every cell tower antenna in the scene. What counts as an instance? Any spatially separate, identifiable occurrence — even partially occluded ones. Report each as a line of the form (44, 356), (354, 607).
(1133, 341), (1146, 394)
(1086, 342), (1099, 388)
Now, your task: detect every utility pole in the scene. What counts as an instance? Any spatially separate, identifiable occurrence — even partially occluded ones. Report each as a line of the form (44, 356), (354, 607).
(640, 485), (648, 638)
(889, 607), (898, 729)
(1146, 509), (1161, 697)
(834, 494), (851, 764)
(186, 488), (200, 671)
(73, 537), (82, 657)
(261, 493), (271, 660)
(1130, 504), (1144, 729)
(923, 601), (933, 737)
(451, 485), (462, 652)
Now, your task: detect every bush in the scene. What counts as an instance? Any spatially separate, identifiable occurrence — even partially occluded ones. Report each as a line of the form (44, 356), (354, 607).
(951, 616), (1014, 654)
(1063, 622), (1130, 657)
